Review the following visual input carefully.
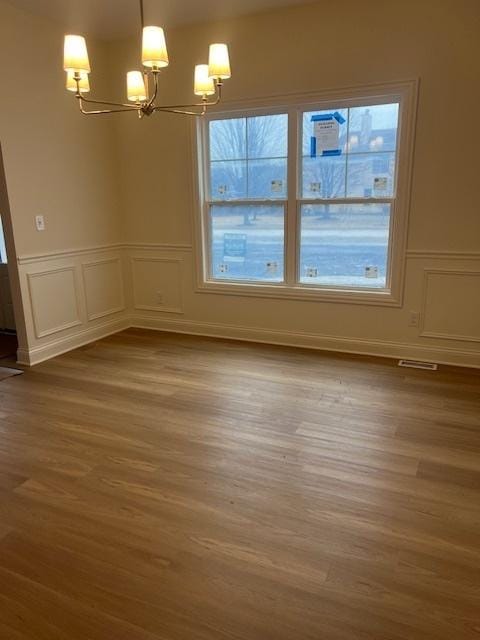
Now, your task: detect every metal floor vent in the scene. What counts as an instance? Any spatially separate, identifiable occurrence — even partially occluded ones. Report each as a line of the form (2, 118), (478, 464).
(398, 359), (438, 371)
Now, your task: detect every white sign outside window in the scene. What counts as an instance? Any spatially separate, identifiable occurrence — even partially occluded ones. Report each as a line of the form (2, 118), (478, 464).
(314, 119), (340, 154)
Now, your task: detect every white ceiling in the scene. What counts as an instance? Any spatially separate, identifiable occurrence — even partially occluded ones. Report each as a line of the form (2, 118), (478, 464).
(6, 0), (311, 40)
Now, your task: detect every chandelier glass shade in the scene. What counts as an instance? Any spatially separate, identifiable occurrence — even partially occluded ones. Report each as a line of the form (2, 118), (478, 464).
(63, 0), (231, 118)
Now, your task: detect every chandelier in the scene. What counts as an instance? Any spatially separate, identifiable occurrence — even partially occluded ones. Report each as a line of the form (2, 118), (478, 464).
(63, 0), (231, 117)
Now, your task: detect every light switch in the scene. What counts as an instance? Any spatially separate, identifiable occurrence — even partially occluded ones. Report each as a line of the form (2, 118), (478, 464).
(35, 215), (45, 231)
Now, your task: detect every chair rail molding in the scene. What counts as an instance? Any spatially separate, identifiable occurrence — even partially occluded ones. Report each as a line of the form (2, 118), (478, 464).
(406, 250), (480, 260)
(17, 242), (193, 265)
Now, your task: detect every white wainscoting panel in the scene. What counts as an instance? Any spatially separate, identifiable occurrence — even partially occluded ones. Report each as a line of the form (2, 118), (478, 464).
(420, 269), (480, 342)
(27, 266), (82, 339)
(131, 257), (183, 314)
(13, 244), (480, 368)
(82, 257), (125, 322)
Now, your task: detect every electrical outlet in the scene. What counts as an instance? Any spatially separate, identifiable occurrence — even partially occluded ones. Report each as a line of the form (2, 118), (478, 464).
(35, 215), (45, 231)
(408, 311), (420, 327)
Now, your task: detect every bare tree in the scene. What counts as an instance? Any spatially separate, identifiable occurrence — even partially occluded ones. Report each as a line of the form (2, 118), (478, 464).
(210, 115), (287, 225)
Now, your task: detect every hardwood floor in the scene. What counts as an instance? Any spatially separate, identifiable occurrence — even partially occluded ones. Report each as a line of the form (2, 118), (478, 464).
(0, 329), (479, 639)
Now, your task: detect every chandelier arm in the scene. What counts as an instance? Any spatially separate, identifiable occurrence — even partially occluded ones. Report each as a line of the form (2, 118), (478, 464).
(152, 107), (207, 116)
(77, 94), (140, 110)
(152, 104), (209, 113)
(151, 81), (222, 112)
(152, 97), (220, 112)
(78, 100), (141, 115)
(80, 108), (139, 115)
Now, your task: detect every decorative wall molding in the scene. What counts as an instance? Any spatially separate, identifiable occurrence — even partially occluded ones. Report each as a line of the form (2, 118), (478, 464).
(17, 242), (192, 265)
(17, 244), (479, 266)
(420, 268), (480, 343)
(125, 243), (192, 252)
(131, 315), (480, 369)
(131, 256), (184, 314)
(27, 266), (82, 339)
(406, 250), (480, 260)
(81, 257), (126, 322)
(17, 243), (125, 265)
(15, 241), (480, 369)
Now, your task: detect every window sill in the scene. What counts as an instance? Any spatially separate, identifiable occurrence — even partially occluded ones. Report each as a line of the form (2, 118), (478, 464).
(196, 279), (401, 307)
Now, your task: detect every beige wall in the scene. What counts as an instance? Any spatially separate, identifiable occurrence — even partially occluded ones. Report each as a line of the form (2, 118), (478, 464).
(0, 1), (127, 359)
(0, 0), (121, 257)
(2, 0), (479, 366)
(112, 0), (480, 366)
(111, 0), (480, 250)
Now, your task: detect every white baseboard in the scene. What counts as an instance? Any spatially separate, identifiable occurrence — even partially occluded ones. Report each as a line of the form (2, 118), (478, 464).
(16, 313), (479, 369)
(17, 317), (130, 366)
(131, 315), (480, 369)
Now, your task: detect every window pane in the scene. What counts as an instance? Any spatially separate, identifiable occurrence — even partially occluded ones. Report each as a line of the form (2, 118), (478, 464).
(210, 205), (284, 282)
(299, 203), (391, 288)
(302, 155), (346, 199)
(349, 104), (399, 153)
(210, 118), (246, 161)
(248, 159), (287, 199)
(209, 114), (288, 201)
(210, 161), (247, 200)
(247, 114), (288, 159)
(347, 152), (396, 198)
(301, 103), (399, 201)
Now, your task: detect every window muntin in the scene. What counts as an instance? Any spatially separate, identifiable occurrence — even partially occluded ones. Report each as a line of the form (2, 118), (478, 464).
(200, 91), (409, 300)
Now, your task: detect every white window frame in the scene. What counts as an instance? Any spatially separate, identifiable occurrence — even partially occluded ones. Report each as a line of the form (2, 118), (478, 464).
(192, 80), (418, 307)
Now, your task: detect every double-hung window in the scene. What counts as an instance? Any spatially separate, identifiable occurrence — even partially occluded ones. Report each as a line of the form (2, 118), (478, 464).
(195, 81), (416, 305)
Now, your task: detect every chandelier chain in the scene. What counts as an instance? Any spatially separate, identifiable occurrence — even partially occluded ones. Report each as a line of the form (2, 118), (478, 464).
(139, 0), (145, 30)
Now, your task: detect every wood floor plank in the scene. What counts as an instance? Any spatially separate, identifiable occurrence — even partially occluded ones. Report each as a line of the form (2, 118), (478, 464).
(0, 329), (479, 639)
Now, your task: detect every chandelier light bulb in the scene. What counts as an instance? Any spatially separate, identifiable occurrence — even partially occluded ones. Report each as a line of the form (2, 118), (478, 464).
(66, 70), (90, 93)
(194, 64), (215, 97)
(142, 26), (169, 69)
(64, 35), (91, 74)
(208, 44), (231, 79)
(127, 71), (147, 103)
